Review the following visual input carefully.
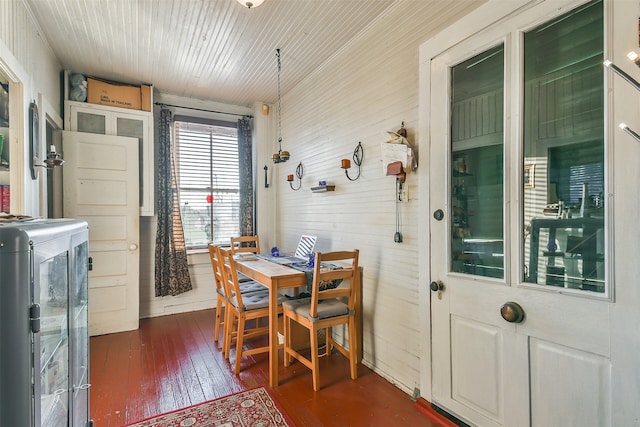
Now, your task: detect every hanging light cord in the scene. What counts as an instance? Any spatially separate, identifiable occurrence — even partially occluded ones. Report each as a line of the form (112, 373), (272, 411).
(345, 141), (364, 181)
(395, 178), (403, 242)
(277, 48), (283, 153)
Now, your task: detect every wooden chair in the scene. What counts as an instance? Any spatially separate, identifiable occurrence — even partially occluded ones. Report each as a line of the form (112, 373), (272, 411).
(217, 246), (284, 374)
(230, 235), (261, 283)
(208, 244), (266, 348)
(282, 250), (359, 391)
(208, 243), (229, 346)
(230, 235), (260, 254)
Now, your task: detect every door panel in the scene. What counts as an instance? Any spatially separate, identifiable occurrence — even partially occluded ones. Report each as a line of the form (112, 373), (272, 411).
(429, 2), (610, 426)
(530, 338), (611, 427)
(451, 316), (503, 420)
(62, 130), (139, 336)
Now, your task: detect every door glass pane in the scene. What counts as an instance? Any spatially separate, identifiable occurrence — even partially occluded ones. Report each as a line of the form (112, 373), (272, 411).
(522, 1), (605, 293)
(77, 112), (106, 134)
(450, 44), (505, 278)
(116, 117), (144, 207)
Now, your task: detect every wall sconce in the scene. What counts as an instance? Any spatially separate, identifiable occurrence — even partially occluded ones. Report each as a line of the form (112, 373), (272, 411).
(287, 162), (303, 190)
(341, 141), (363, 181)
(45, 145), (64, 167)
(37, 145), (64, 169)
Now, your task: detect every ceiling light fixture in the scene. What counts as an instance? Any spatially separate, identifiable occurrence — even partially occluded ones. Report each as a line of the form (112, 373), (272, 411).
(236, 0), (265, 9)
(273, 48), (290, 163)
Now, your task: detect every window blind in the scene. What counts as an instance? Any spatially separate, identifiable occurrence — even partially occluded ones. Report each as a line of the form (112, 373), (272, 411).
(174, 120), (239, 249)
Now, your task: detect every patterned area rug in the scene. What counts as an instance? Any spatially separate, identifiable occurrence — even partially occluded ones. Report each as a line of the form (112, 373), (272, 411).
(123, 387), (292, 427)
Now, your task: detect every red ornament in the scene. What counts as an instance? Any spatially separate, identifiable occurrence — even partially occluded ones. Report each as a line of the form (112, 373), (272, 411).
(206, 195), (214, 203)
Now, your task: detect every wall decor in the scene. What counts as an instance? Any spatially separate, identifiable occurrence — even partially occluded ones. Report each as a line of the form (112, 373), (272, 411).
(524, 163), (535, 188)
(341, 141), (364, 181)
(29, 101), (40, 179)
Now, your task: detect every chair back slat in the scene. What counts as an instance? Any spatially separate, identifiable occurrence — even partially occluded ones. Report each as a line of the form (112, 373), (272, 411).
(309, 250), (359, 318)
(208, 244), (225, 294)
(217, 246), (245, 309)
(230, 235), (261, 254)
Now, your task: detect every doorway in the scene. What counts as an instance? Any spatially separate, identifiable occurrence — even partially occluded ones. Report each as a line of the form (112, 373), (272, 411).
(427, 1), (611, 425)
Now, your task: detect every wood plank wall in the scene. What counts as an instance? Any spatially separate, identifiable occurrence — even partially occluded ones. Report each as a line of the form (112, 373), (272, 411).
(268, 1), (484, 394)
(137, 1), (486, 396)
(0, 0), (62, 111)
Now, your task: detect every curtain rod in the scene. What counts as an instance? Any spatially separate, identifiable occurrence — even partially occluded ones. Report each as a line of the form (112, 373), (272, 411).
(154, 102), (253, 118)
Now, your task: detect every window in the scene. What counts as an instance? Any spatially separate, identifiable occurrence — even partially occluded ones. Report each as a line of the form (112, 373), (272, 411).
(450, 44), (505, 278)
(522, 0), (605, 292)
(174, 119), (240, 249)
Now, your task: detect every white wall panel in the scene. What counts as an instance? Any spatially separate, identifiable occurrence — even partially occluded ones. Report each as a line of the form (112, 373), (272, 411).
(0, 1), (62, 216)
(2, 1), (61, 114)
(271, 1), (483, 394)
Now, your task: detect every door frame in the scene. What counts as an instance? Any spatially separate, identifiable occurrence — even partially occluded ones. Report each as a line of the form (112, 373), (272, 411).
(417, 0), (539, 403)
(418, 0), (623, 402)
(419, 0), (640, 423)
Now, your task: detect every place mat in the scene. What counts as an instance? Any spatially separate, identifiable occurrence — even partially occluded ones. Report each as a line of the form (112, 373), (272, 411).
(256, 253), (302, 265)
(288, 262), (343, 294)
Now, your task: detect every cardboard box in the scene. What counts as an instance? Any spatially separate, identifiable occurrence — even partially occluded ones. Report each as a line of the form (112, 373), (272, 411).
(87, 77), (152, 111)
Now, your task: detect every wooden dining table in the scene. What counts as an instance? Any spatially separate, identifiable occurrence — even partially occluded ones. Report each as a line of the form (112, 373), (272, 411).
(234, 256), (362, 387)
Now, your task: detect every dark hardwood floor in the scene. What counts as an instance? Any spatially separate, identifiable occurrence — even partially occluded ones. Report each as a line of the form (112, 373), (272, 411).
(90, 308), (451, 426)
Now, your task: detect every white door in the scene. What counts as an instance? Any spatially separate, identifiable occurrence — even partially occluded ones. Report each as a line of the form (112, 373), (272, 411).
(429, 2), (611, 426)
(62, 130), (140, 336)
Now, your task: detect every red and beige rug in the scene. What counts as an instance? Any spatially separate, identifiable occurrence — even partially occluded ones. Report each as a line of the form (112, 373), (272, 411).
(123, 387), (293, 427)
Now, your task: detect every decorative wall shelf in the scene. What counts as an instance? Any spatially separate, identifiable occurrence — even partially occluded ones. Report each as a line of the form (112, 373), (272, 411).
(311, 185), (335, 193)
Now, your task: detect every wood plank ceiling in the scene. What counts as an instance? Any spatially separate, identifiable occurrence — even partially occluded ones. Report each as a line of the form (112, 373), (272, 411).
(25, 0), (402, 107)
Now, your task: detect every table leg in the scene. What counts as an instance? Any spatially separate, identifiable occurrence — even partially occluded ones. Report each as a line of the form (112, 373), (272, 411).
(269, 284), (279, 387)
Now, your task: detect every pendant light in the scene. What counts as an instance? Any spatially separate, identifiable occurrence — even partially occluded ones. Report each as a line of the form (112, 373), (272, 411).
(236, 0), (265, 9)
(273, 48), (290, 163)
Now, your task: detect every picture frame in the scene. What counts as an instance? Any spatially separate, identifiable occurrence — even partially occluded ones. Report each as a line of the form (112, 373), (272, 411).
(524, 163), (535, 188)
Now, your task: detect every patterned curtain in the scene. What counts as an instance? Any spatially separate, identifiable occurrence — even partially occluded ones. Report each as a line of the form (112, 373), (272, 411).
(154, 108), (192, 296)
(237, 117), (254, 236)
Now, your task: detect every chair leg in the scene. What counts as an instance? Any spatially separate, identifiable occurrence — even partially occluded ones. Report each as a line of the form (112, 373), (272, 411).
(348, 317), (358, 380)
(234, 316), (246, 375)
(283, 314), (291, 367)
(214, 298), (224, 344)
(310, 326), (320, 391)
(223, 308), (234, 360)
(325, 326), (332, 356)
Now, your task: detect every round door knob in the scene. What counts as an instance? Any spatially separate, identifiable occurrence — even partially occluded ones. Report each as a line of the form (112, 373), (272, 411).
(430, 281), (444, 292)
(500, 301), (525, 323)
(433, 209), (445, 221)
(129, 244), (138, 251)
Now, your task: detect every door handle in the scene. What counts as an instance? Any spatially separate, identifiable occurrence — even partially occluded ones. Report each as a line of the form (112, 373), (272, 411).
(500, 301), (525, 323)
(129, 244), (139, 251)
(430, 281), (444, 292)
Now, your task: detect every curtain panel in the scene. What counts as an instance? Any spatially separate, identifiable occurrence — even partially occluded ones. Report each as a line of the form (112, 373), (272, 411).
(155, 108), (192, 296)
(237, 117), (254, 236)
